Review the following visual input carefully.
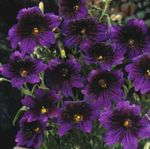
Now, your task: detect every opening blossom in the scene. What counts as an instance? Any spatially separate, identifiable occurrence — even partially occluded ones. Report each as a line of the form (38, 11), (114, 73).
(99, 101), (150, 149)
(44, 58), (83, 97)
(22, 88), (60, 122)
(63, 18), (108, 50)
(1, 51), (46, 88)
(58, 100), (98, 137)
(15, 115), (46, 148)
(82, 43), (124, 70)
(59, 0), (88, 19)
(8, 7), (61, 53)
(83, 69), (124, 107)
(111, 19), (150, 58)
(126, 53), (150, 94)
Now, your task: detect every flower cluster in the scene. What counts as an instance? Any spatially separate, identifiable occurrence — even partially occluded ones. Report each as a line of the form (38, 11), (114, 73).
(1, 0), (150, 149)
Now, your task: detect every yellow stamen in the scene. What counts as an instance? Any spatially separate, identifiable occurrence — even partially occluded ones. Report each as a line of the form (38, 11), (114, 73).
(34, 127), (40, 133)
(32, 27), (40, 35)
(61, 68), (68, 77)
(41, 106), (48, 114)
(147, 70), (150, 76)
(97, 55), (103, 61)
(73, 114), (83, 123)
(128, 39), (135, 47)
(74, 5), (79, 11)
(124, 119), (132, 128)
(20, 69), (28, 77)
(99, 79), (107, 88)
(80, 29), (86, 35)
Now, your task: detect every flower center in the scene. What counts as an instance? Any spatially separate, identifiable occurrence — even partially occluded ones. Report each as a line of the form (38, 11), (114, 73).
(32, 27), (41, 35)
(73, 114), (83, 123)
(124, 119), (132, 128)
(98, 79), (107, 88)
(128, 39), (135, 47)
(146, 69), (150, 76)
(61, 68), (69, 77)
(34, 127), (40, 133)
(97, 55), (104, 61)
(74, 5), (79, 11)
(80, 28), (86, 35)
(20, 68), (29, 77)
(41, 106), (48, 114)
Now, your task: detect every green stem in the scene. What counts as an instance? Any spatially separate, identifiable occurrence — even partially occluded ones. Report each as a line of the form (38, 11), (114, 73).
(0, 78), (10, 82)
(39, 73), (48, 90)
(105, 14), (112, 26)
(21, 83), (33, 96)
(55, 135), (62, 149)
(99, 0), (111, 21)
(39, 73), (49, 91)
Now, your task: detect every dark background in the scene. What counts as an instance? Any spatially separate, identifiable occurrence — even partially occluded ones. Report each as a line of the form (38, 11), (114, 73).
(0, 0), (150, 149)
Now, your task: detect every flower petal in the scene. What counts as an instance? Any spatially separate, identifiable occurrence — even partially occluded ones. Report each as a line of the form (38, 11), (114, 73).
(38, 31), (55, 46)
(77, 121), (92, 133)
(58, 123), (72, 137)
(20, 37), (37, 53)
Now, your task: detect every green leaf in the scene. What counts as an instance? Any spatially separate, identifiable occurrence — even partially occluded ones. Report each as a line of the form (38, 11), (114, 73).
(57, 41), (66, 58)
(133, 93), (140, 102)
(60, 48), (66, 58)
(12, 106), (27, 126)
(123, 85), (129, 96)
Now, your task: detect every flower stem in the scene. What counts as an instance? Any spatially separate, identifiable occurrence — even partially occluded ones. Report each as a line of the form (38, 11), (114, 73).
(99, 0), (111, 21)
(0, 77), (10, 82)
(21, 83), (34, 97)
(39, 73), (48, 90)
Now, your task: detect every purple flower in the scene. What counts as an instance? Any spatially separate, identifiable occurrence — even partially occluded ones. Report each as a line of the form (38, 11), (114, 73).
(82, 43), (124, 70)
(22, 88), (60, 122)
(111, 19), (150, 58)
(83, 69), (124, 107)
(1, 51), (46, 88)
(15, 115), (46, 148)
(99, 101), (150, 149)
(59, 0), (87, 19)
(63, 18), (108, 50)
(126, 53), (150, 94)
(8, 7), (61, 53)
(44, 58), (83, 97)
(58, 100), (98, 136)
